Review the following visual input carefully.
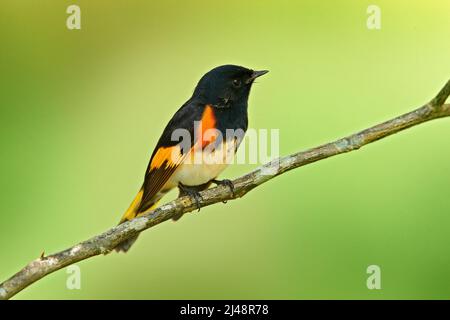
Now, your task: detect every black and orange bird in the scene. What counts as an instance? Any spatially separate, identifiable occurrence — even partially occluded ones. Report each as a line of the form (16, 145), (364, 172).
(114, 65), (268, 252)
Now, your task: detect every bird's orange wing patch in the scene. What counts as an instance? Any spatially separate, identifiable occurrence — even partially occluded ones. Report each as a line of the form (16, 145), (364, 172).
(198, 105), (218, 148)
(149, 146), (182, 170)
(139, 145), (187, 212)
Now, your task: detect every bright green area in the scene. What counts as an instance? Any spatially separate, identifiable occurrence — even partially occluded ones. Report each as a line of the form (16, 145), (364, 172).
(1, 0), (449, 299)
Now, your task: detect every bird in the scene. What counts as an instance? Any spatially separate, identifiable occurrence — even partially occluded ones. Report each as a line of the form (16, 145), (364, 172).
(114, 64), (268, 252)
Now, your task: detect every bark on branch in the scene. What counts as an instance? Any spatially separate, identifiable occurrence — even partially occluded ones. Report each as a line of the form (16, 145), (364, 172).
(1, 80), (449, 300)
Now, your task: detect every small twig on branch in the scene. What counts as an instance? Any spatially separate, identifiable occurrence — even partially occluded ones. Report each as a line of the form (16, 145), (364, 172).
(1, 80), (449, 300)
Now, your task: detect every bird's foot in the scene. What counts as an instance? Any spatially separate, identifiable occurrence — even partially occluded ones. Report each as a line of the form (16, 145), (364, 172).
(178, 183), (203, 212)
(212, 179), (235, 197)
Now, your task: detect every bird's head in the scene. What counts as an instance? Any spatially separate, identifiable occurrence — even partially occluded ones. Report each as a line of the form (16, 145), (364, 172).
(193, 65), (268, 109)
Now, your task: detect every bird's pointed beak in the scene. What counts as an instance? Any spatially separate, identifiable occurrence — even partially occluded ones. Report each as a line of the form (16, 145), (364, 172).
(247, 70), (269, 83)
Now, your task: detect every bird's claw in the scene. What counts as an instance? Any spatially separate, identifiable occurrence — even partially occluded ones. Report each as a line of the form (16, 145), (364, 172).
(190, 191), (203, 212)
(179, 184), (203, 211)
(212, 179), (235, 197)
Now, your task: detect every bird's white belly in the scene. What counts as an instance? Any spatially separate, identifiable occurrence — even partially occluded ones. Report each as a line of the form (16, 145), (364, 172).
(173, 162), (229, 186)
(169, 139), (236, 187)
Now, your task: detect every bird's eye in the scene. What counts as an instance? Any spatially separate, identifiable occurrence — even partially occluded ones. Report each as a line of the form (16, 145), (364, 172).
(232, 79), (241, 87)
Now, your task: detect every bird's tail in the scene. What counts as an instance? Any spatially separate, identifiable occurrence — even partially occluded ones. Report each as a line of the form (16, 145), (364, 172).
(113, 188), (158, 253)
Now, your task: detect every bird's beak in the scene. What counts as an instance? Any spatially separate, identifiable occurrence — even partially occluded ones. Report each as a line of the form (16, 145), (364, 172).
(246, 70), (269, 83)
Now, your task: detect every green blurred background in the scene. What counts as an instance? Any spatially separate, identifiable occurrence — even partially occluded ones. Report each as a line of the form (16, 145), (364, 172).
(1, 0), (449, 299)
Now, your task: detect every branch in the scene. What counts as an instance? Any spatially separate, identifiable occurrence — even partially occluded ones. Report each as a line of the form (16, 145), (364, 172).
(1, 80), (449, 300)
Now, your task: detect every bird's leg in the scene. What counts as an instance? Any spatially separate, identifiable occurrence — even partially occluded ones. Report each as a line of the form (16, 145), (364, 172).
(178, 183), (203, 212)
(212, 179), (235, 197)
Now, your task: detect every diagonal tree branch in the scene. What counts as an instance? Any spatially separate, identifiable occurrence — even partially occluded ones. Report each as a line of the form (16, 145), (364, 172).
(1, 80), (449, 300)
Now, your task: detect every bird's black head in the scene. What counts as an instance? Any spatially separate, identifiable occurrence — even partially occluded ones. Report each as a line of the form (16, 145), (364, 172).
(193, 65), (268, 109)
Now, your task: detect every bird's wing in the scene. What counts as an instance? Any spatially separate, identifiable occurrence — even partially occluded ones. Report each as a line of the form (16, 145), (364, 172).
(137, 102), (217, 212)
